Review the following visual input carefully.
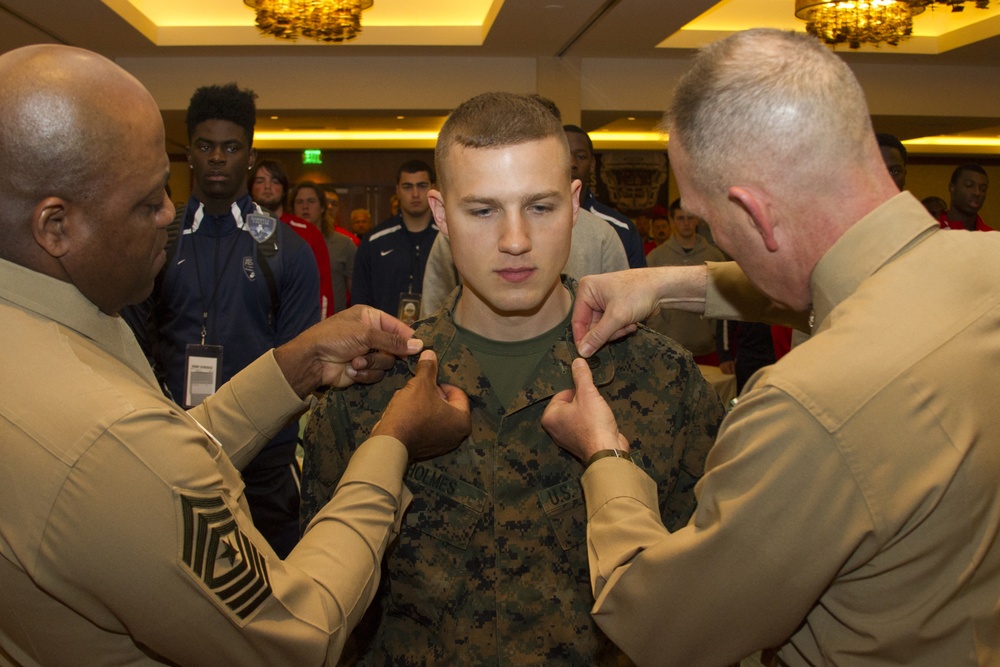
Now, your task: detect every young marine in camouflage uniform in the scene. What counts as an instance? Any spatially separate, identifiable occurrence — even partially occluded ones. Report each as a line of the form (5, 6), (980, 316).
(300, 92), (725, 665)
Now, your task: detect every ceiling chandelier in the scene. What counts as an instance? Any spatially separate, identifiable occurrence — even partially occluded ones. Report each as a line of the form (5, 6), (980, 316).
(795, 0), (991, 49)
(917, 0), (991, 8)
(243, 0), (374, 43)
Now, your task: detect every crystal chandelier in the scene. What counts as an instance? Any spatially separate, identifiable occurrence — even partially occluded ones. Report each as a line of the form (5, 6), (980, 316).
(796, 0), (991, 49)
(917, 0), (991, 8)
(243, 0), (374, 43)
(795, 1), (924, 49)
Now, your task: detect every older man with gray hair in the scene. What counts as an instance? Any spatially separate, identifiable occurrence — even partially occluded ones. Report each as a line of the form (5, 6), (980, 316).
(542, 29), (1000, 666)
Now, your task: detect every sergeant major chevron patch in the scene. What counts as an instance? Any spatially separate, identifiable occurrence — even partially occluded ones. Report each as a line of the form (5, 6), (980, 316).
(178, 493), (272, 623)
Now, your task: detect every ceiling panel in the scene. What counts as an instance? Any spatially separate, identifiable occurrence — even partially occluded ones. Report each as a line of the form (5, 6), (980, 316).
(1, 0), (998, 153)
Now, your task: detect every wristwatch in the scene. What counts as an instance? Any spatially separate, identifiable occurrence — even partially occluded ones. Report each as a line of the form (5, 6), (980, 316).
(586, 448), (632, 467)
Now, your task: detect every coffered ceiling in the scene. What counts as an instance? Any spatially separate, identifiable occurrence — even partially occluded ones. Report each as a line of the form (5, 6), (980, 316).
(2, 0), (999, 154)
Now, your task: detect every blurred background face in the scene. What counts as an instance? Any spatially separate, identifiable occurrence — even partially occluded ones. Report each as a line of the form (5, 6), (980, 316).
(633, 214), (651, 240)
(922, 196), (948, 219)
(327, 191), (341, 223)
(350, 209), (372, 236)
(950, 170), (989, 218)
(250, 166), (283, 211)
(671, 207), (699, 242)
(397, 170), (432, 218)
(293, 186), (325, 226)
(565, 131), (593, 185)
(652, 217), (671, 245)
(879, 145), (906, 191)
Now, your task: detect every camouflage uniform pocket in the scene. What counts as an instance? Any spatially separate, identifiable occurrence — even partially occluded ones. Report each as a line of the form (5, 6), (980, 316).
(538, 479), (588, 551)
(386, 464), (489, 633)
(403, 462), (487, 548)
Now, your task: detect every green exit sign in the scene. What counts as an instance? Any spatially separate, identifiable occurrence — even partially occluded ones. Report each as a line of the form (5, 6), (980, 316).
(302, 149), (323, 165)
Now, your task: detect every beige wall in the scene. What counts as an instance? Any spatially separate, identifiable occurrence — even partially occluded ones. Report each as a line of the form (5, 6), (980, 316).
(127, 54), (1000, 126)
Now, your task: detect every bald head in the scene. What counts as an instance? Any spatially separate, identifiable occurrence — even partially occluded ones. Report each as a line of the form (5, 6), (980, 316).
(667, 29), (878, 196)
(0, 45), (161, 258)
(0, 45), (172, 315)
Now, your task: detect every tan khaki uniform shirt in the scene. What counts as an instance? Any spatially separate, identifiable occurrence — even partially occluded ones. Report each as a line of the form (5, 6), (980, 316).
(582, 193), (1000, 666)
(0, 258), (410, 666)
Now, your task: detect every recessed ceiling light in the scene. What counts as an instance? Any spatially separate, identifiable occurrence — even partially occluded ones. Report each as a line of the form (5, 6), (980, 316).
(270, 115), (279, 120)
(397, 115), (405, 120)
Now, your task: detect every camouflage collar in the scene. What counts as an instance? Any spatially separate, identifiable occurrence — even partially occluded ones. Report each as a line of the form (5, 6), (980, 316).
(405, 276), (616, 415)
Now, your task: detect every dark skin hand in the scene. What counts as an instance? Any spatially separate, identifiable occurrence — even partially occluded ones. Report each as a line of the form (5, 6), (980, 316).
(273, 305), (424, 399)
(373, 350), (471, 461)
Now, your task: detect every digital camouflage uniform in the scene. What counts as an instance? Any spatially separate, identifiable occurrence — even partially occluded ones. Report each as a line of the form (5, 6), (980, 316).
(301, 277), (725, 666)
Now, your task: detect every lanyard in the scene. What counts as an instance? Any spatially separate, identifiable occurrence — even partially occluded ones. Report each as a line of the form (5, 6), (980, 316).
(404, 226), (430, 293)
(188, 201), (257, 344)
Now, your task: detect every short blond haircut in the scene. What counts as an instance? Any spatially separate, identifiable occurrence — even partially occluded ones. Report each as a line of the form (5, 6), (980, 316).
(435, 92), (570, 191)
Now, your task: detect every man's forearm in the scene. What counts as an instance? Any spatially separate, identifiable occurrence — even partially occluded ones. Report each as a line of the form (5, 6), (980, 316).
(652, 265), (711, 314)
(704, 262), (810, 332)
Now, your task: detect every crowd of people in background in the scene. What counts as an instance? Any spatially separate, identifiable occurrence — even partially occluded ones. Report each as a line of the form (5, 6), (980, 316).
(224, 125), (992, 412)
(158, 86), (992, 413)
(204, 127), (989, 430)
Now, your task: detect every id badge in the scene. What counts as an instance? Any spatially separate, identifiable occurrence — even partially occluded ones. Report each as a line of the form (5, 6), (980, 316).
(184, 344), (223, 408)
(398, 292), (422, 325)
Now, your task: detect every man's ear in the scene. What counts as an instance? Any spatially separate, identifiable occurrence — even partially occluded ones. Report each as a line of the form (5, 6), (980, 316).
(31, 197), (73, 259)
(728, 185), (779, 252)
(427, 189), (449, 237)
(247, 147), (257, 171)
(570, 178), (582, 229)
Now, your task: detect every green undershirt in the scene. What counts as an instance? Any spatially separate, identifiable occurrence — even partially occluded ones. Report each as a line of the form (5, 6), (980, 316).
(454, 310), (571, 409)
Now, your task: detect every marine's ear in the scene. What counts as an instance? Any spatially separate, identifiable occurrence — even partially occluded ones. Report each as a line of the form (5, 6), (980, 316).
(31, 197), (74, 258)
(728, 185), (779, 253)
(570, 178), (581, 229)
(428, 189), (449, 238)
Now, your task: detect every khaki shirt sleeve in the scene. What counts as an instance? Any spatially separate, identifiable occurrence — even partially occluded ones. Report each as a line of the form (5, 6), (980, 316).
(40, 406), (410, 667)
(704, 261), (810, 332)
(290, 434), (413, 647)
(581, 387), (876, 666)
(187, 350), (311, 470)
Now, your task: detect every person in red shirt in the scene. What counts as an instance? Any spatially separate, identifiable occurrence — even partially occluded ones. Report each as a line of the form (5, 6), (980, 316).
(292, 181), (357, 312)
(250, 160), (335, 317)
(939, 163), (992, 231)
(325, 190), (361, 245)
